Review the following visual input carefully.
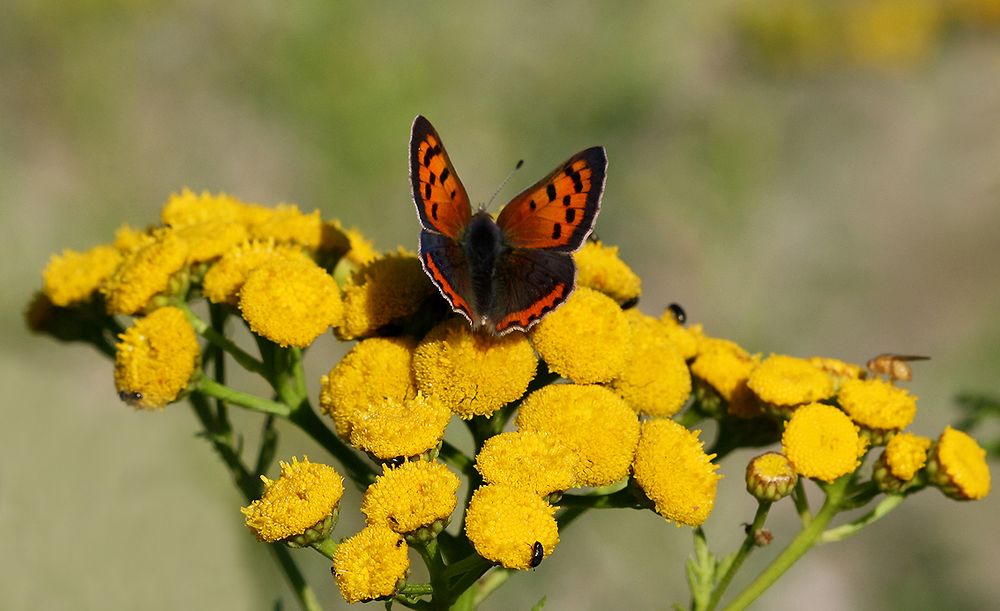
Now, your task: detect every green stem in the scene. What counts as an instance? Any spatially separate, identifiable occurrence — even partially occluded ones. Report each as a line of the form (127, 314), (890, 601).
(557, 488), (642, 509)
(310, 537), (338, 560)
(791, 478), (811, 525)
(417, 539), (450, 609)
(177, 302), (266, 376)
(706, 503), (771, 611)
(820, 494), (904, 542)
(194, 376), (291, 416)
(440, 441), (474, 476)
(270, 545), (324, 611)
(722, 476), (852, 611)
(473, 568), (513, 606)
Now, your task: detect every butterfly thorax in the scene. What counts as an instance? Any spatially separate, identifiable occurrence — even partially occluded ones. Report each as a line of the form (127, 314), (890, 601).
(462, 211), (507, 316)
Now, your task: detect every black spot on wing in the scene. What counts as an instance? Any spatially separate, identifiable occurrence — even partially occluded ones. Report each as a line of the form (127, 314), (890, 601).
(546, 183), (556, 202)
(424, 183), (431, 200)
(552, 223), (562, 240)
(565, 208), (576, 223)
(422, 144), (441, 167)
(529, 199), (536, 211)
(562, 195), (571, 206)
(440, 167), (450, 184)
(432, 202), (439, 220)
(566, 167), (584, 193)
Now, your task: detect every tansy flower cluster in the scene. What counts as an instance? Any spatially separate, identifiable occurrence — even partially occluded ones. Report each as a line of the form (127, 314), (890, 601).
(29, 191), (992, 610)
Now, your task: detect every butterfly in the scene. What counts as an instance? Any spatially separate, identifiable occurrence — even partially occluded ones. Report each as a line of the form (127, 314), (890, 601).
(410, 115), (607, 335)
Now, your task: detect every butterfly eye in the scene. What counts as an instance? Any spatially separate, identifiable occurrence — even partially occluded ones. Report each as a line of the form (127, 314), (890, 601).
(529, 541), (544, 567)
(666, 302), (687, 324)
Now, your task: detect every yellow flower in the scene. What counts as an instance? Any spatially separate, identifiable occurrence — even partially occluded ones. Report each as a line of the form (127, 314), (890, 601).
(238, 256), (343, 348)
(361, 461), (460, 539)
(319, 338), (417, 439)
(475, 431), (577, 497)
(320, 220), (379, 268)
(202, 240), (314, 305)
(42, 245), (122, 307)
(690, 338), (759, 418)
(884, 432), (931, 481)
(659, 312), (700, 360)
(632, 419), (721, 527)
(529, 287), (632, 384)
(747, 354), (833, 413)
(412, 319), (538, 419)
(114, 306), (199, 410)
(160, 188), (247, 228)
(241, 457), (345, 545)
(101, 231), (189, 315)
(245, 203), (324, 249)
(336, 250), (435, 340)
(348, 392), (451, 461)
(573, 241), (641, 305)
(113, 224), (155, 252)
(173, 220), (249, 265)
(808, 356), (864, 390)
(610, 310), (691, 417)
(516, 384), (640, 487)
(745, 452), (797, 502)
(844, 0), (941, 68)
(333, 524), (409, 603)
(781, 403), (868, 483)
(927, 426), (991, 501)
(464, 484), (559, 570)
(837, 378), (917, 433)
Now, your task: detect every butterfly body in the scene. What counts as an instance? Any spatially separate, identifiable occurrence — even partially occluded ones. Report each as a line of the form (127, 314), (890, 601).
(410, 116), (607, 335)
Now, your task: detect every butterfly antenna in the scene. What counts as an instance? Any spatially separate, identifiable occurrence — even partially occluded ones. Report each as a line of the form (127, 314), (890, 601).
(484, 159), (524, 211)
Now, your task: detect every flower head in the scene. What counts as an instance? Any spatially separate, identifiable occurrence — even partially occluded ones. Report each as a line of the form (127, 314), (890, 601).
(173, 220), (249, 265)
(475, 431), (577, 497)
(927, 426), (991, 500)
(42, 245), (122, 307)
(333, 524), (409, 603)
(348, 392), (451, 461)
(160, 188), (248, 228)
(336, 250), (435, 340)
(320, 337), (417, 438)
(241, 456), (345, 545)
(464, 484), (559, 570)
(238, 256), (342, 347)
(690, 338), (759, 417)
(837, 378), (917, 433)
(413, 319), (537, 419)
(874, 431), (932, 493)
(610, 310), (691, 417)
(748, 354), (833, 413)
(573, 241), (641, 305)
(516, 384), (640, 487)
(781, 403), (867, 483)
(101, 231), (189, 315)
(113, 224), (155, 252)
(631, 419), (721, 527)
(659, 311), (700, 360)
(808, 356), (864, 390)
(529, 287), (632, 384)
(114, 306), (199, 410)
(202, 240), (314, 305)
(745, 452), (797, 502)
(245, 203), (325, 250)
(361, 461), (460, 540)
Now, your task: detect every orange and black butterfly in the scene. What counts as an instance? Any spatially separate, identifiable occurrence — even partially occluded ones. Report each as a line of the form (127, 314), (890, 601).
(410, 116), (607, 335)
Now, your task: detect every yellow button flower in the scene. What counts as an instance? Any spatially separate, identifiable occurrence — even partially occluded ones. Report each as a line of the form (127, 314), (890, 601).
(690, 338), (760, 418)
(573, 240), (641, 305)
(884, 431), (931, 481)
(413, 319), (538, 419)
(320, 220), (379, 268)
(464, 484), (559, 570)
(113, 224), (155, 252)
(101, 231), (189, 315)
(361, 461), (460, 538)
(246, 203), (324, 250)
(238, 256), (343, 348)
(530, 287), (632, 384)
(837, 378), (917, 432)
(610, 310), (691, 417)
(160, 188), (248, 228)
(202, 240), (314, 305)
(320, 337), (417, 438)
(808, 356), (864, 390)
(348, 392), (452, 461)
(927, 426), (991, 501)
(781, 403), (868, 483)
(114, 306), (199, 410)
(659, 312), (700, 360)
(241, 456), (345, 545)
(333, 524), (409, 603)
(516, 384), (640, 487)
(475, 431), (577, 497)
(748, 354), (833, 413)
(173, 220), (249, 265)
(336, 250), (435, 340)
(42, 244), (122, 307)
(632, 419), (721, 527)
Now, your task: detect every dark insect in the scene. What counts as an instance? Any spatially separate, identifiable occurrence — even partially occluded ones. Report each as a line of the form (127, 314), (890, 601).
(666, 302), (686, 325)
(118, 390), (143, 405)
(620, 296), (639, 310)
(529, 541), (544, 568)
(387, 456), (406, 468)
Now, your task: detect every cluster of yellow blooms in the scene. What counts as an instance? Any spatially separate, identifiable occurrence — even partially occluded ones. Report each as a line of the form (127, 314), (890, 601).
(29, 191), (991, 607)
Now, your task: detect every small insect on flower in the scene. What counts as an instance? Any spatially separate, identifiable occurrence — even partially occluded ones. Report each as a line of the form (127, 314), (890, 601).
(665, 302), (687, 324)
(118, 390), (144, 406)
(530, 541), (544, 568)
(866, 353), (930, 382)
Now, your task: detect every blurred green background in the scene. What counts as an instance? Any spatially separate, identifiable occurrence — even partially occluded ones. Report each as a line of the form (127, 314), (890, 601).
(3, 1), (999, 609)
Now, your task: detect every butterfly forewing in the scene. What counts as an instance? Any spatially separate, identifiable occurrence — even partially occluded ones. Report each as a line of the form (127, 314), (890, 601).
(495, 147), (607, 252)
(410, 115), (472, 238)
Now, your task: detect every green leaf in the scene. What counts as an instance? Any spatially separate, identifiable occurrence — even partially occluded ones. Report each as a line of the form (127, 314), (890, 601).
(531, 595), (548, 611)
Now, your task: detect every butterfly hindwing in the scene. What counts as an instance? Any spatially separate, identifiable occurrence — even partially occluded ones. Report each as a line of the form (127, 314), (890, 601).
(488, 248), (576, 334)
(495, 146), (607, 252)
(410, 116), (472, 238)
(419, 230), (476, 324)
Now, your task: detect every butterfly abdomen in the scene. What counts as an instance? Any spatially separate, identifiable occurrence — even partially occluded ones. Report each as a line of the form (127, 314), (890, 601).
(463, 211), (506, 317)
